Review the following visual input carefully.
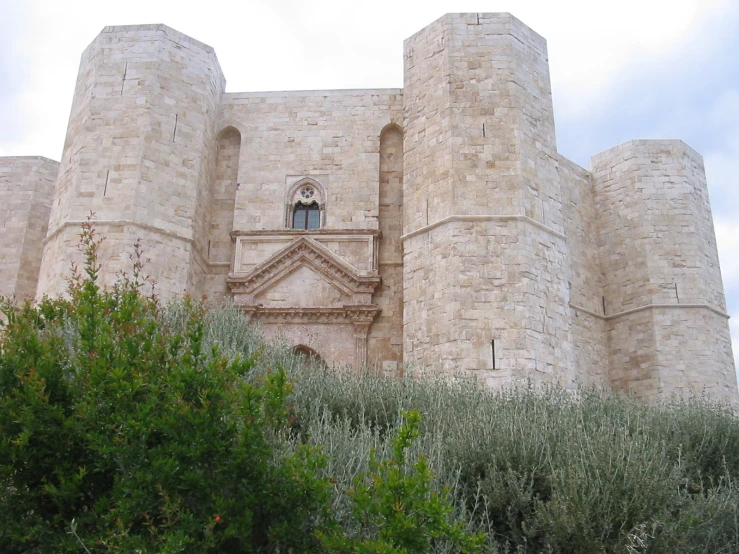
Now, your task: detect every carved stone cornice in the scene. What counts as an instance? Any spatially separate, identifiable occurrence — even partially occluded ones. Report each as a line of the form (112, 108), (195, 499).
(239, 305), (380, 325)
(226, 236), (380, 300)
(231, 228), (382, 239)
(346, 304), (381, 325)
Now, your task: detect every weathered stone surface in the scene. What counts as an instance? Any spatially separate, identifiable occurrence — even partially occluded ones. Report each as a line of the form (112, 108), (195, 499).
(35, 24), (225, 300)
(403, 14), (572, 390)
(591, 140), (735, 400)
(1, 15), (735, 402)
(0, 157), (58, 301)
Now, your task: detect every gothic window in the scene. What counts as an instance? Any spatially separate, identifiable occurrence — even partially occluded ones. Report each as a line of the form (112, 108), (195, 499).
(286, 178), (326, 229)
(293, 202), (321, 229)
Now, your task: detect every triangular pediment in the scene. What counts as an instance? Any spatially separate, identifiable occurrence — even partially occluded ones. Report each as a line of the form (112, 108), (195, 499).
(254, 264), (351, 308)
(227, 237), (379, 299)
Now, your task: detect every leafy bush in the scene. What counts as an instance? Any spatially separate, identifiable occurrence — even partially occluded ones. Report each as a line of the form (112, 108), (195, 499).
(317, 410), (485, 553)
(280, 367), (739, 553)
(180, 302), (739, 553)
(0, 223), (332, 553)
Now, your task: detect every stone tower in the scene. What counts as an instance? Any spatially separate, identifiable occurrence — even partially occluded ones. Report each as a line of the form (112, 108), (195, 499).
(36, 25), (225, 299)
(402, 14), (573, 387)
(591, 140), (736, 400)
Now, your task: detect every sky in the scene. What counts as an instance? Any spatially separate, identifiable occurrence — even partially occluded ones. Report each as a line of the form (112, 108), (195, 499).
(1, 0), (738, 373)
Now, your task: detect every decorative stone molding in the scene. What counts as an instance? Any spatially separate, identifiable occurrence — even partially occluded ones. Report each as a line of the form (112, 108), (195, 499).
(240, 304), (379, 369)
(351, 313), (376, 372)
(230, 230), (381, 275)
(231, 229), (382, 238)
(227, 236), (380, 304)
(239, 305), (379, 326)
(569, 302), (730, 321)
(227, 236), (381, 368)
(401, 214), (567, 242)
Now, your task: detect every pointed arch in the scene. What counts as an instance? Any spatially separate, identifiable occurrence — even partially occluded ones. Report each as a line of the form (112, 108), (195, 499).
(378, 123), (403, 222)
(285, 177), (327, 229)
(380, 122), (403, 137)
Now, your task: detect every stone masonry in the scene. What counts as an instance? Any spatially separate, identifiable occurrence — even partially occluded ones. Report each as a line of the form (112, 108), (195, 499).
(1, 13), (735, 402)
(0, 157), (58, 301)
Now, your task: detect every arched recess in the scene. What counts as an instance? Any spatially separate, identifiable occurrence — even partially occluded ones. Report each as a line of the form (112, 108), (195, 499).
(209, 126), (241, 263)
(293, 345), (327, 367)
(368, 124), (404, 374)
(379, 124), (403, 221)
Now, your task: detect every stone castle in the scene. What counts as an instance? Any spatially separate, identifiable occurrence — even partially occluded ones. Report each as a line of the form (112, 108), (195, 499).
(1, 13), (736, 402)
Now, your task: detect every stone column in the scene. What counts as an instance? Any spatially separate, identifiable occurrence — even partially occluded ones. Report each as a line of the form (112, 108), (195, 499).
(349, 305), (379, 372)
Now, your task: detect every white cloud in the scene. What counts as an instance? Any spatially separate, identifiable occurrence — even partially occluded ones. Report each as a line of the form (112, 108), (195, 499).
(4, 0), (735, 158)
(551, 0), (737, 120)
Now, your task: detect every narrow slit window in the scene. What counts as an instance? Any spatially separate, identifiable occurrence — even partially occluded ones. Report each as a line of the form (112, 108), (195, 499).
(491, 339), (496, 370)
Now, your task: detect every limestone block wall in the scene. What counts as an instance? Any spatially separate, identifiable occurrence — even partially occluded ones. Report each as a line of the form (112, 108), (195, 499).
(261, 322), (357, 369)
(36, 24), (225, 300)
(219, 89), (403, 233)
(0, 157), (58, 301)
(403, 219), (572, 386)
(402, 13), (572, 386)
(218, 88), (403, 370)
(559, 155), (609, 387)
(591, 140), (736, 400)
(402, 14), (453, 231)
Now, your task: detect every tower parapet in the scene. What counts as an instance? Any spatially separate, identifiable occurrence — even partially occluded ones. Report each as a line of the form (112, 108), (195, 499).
(36, 24), (225, 299)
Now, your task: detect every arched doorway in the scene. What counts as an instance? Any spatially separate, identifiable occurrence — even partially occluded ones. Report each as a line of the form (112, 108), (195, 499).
(292, 345), (326, 367)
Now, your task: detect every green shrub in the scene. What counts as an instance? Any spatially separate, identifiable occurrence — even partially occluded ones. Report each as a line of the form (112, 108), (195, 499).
(279, 366), (739, 553)
(317, 410), (485, 553)
(0, 222), (332, 553)
(177, 298), (739, 554)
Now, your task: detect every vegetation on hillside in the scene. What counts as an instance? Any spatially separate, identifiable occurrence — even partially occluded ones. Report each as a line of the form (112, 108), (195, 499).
(1, 224), (738, 553)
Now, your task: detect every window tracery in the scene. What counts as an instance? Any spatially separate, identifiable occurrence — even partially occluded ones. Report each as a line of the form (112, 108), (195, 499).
(299, 185), (316, 201)
(285, 178), (326, 229)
